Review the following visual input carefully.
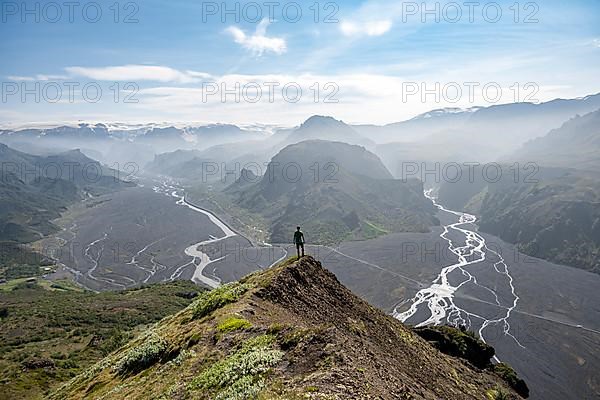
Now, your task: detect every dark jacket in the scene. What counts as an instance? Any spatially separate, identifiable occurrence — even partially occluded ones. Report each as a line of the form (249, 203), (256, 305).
(293, 231), (304, 244)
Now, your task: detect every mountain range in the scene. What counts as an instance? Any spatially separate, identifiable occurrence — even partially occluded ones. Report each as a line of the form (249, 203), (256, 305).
(0, 123), (267, 167)
(375, 93), (600, 174)
(145, 115), (378, 181)
(4, 93), (599, 173)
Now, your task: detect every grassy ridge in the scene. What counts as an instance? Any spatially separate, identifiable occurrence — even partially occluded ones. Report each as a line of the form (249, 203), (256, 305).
(49, 256), (523, 400)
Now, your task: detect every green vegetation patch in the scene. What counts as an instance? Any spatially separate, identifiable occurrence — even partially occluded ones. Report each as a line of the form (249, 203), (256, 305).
(492, 362), (529, 398)
(192, 281), (250, 320)
(2, 263), (42, 280)
(411, 325), (494, 369)
(190, 334), (284, 399)
(360, 220), (389, 240)
(217, 317), (252, 334)
(0, 280), (198, 399)
(112, 332), (167, 375)
(485, 387), (511, 400)
(0, 242), (51, 281)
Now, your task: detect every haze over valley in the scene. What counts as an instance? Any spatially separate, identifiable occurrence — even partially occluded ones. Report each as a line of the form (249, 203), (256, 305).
(2, 2), (600, 399)
(2, 93), (600, 399)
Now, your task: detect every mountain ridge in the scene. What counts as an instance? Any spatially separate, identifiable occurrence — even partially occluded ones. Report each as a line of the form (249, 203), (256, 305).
(4, 93), (600, 169)
(50, 256), (524, 400)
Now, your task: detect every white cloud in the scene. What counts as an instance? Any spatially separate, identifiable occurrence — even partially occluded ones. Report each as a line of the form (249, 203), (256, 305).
(6, 45), (599, 126)
(65, 65), (211, 83)
(225, 19), (287, 55)
(6, 76), (35, 81)
(132, 72), (568, 125)
(340, 20), (392, 37)
(7, 74), (69, 81)
(335, 0), (439, 39)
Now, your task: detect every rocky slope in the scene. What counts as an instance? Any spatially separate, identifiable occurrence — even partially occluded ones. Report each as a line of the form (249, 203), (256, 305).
(510, 108), (600, 171)
(50, 256), (524, 400)
(437, 159), (600, 273)
(473, 172), (600, 273)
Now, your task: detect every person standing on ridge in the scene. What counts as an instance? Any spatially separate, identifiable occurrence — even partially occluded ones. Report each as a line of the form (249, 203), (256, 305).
(293, 226), (305, 258)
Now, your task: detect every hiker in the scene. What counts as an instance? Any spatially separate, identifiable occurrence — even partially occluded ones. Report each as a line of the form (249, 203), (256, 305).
(293, 226), (305, 258)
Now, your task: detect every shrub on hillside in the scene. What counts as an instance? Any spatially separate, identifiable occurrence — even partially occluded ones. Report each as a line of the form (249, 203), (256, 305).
(412, 325), (495, 369)
(217, 317), (252, 334)
(190, 334), (283, 399)
(493, 363), (529, 398)
(113, 333), (167, 375)
(192, 282), (250, 320)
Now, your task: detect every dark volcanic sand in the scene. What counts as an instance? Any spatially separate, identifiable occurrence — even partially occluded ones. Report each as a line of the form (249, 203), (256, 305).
(52, 183), (284, 291)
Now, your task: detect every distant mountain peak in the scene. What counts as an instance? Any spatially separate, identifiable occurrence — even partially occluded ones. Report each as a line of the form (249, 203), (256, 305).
(240, 167), (258, 181)
(58, 148), (85, 157)
(300, 115), (345, 127)
(269, 139), (392, 180)
(411, 106), (482, 120)
(289, 116), (374, 147)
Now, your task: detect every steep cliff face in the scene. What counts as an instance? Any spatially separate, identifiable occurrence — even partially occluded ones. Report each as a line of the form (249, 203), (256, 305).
(438, 168), (600, 274)
(51, 256), (523, 400)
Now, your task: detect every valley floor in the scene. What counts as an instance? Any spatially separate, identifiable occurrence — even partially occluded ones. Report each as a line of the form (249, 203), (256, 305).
(34, 181), (600, 400)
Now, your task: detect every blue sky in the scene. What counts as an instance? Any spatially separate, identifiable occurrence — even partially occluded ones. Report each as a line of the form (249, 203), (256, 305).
(1, 0), (599, 126)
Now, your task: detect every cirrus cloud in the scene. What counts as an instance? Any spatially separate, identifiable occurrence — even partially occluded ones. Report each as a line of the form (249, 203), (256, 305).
(65, 65), (212, 83)
(340, 20), (392, 37)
